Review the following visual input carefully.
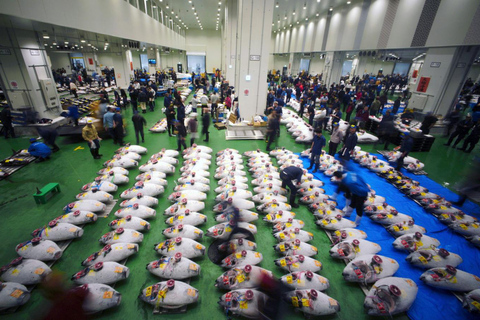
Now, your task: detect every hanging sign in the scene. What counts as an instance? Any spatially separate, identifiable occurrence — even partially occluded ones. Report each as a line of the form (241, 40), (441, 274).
(88, 58), (94, 65)
(417, 77), (430, 93)
(244, 89), (249, 96)
(10, 81), (18, 89)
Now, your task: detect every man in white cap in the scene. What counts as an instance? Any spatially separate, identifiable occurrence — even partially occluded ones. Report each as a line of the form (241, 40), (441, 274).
(82, 119), (102, 159)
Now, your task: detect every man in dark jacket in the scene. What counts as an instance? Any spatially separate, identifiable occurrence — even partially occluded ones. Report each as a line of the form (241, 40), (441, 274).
(375, 110), (395, 150)
(394, 133), (414, 170)
(137, 89), (148, 113)
(165, 104), (176, 137)
(458, 120), (480, 153)
(420, 112), (438, 134)
(164, 92), (173, 109)
(444, 109), (461, 136)
(307, 128), (326, 172)
(202, 107), (211, 142)
(176, 102), (186, 125)
(280, 166), (304, 208)
(113, 108), (124, 146)
(0, 105), (15, 138)
(129, 89), (138, 112)
(132, 111), (147, 144)
(266, 110), (280, 151)
(175, 120), (187, 152)
(340, 125), (358, 162)
(392, 96), (401, 114)
(444, 114), (473, 148)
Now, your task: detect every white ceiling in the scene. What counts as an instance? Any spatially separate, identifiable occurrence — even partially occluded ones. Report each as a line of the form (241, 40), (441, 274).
(149, 0), (226, 31)
(150, 0), (353, 31)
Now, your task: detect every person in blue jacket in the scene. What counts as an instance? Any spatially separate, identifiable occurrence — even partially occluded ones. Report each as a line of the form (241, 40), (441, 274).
(280, 166), (304, 208)
(28, 138), (52, 163)
(307, 128), (326, 173)
(331, 171), (370, 225)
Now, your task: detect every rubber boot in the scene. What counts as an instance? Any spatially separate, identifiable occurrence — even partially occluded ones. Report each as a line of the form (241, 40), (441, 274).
(307, 160), (314, 170)
(289, 195), (299, 208)
(90, 149), (96, 159)
(342, 199), (352, 214)
(312, 163), (319, 173)
(355, 215), (362, 226)
(344, 206), (354, 217)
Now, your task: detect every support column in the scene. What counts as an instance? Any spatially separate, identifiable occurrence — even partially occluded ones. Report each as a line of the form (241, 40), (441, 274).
(224, 0), (238, 87)
(235, 0), (274, 120)
(288, 52), (294, 75)
(409, 46), (480, 115)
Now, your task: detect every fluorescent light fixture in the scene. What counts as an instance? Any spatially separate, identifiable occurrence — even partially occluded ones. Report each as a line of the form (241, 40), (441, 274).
(275, 2), (279, 8)
(166, 4), (169, 9)
(305, 18), (308, 20)
(87, 43), (91, 46)
(245, 75), (251, 81)
(347, 1), (351, 4)
(293, 11), (295, 15)
(52, 42), (57, 45)
(316, 13), (319, 16)
(81, 39), (86, 43)
(329, 7), (333, 11)
(65, 41), (69, 44)
(43, 34), (49, 39)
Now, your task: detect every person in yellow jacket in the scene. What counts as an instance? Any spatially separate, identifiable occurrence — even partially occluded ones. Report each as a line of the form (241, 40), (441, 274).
(82, 119), (102, 159)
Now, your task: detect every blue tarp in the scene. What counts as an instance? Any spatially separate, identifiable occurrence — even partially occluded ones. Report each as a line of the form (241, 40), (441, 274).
(299, 154), (480, 320)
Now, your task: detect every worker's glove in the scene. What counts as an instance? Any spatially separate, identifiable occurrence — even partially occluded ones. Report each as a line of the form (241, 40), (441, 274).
(329, 193), (338, 200)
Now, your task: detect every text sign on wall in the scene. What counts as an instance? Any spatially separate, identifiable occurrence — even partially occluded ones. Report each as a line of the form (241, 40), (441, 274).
(250, 55), (260, 61)
(430, 62), (441, 68)
(0, 48), (12, 55)
(88, 58), (94, 65)
(30, 50), (40, 56)
(417, 77), (431, 93)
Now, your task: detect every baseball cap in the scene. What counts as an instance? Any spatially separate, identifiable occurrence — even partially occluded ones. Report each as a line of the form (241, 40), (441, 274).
(30, 138), (36, 142)
(333, 122), (339, 127)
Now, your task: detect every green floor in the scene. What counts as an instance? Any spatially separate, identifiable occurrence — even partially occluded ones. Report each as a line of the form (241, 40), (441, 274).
(0, 94), (474, 320)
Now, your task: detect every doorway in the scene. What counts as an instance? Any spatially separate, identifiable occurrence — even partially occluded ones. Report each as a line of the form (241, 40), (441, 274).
(299, 59), (310, 73)
(187, 55), (206, 74)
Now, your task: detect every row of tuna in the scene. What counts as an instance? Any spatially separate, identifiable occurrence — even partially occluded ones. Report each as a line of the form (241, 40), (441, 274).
(0, 144), (146, 312)
(273, 146), (419, 317)
(138, 145), (214, 311)
(72, 145), (151, 313)
(350, 147), (480, 314)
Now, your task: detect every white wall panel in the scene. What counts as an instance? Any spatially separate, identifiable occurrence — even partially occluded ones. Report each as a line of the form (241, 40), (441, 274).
(304, 22), (316, 52)
(312, 18), (326, 52)
(341, 4), (362, 50)
(360, 0), (388, 49)
(310, 57), (325, 75)
(426, 0), (479, 47)
(279, 31), (285, 54)
(294, 25), (305, 53)
(289, 28), (298, 53)
(283, 29), (291, 53)
(387, 0), (424, 49)
(325, 12), (342, 51)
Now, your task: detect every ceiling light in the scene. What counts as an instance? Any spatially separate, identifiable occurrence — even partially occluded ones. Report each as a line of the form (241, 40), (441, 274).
(194, 12), (197, 15)
(317, 0), (320, 2)
(75, 44), (78, 46)
(50, 46), (53, 48)
(188, 0), (191, 3)
(87, 43), (91, 46)
(316, 13), (319, 16)
(297, 21), (299, 24)
(175, 15), (178, 18)
(80, 39), (86, 43)
(105, 42), (109, 46)
(289, 24), (292, 27)
(166, 4), (169, 9)
(275, 2), (279, 8)
(217, 13), (220, 16)
(347, 1), (351, 3)
(171, 11), (174, 14)
(43, 34), (49, 39)
(284, 15), (287, 19)
(218, 8), (220, 11)
(192, 6), (195, 9)
(44, 43), (48, 46)
(303, 2), (307, 9)
(272, 23), (274, 26)
(52, 42), (57, 45)
(293, 11), (295, 15)
(153, 5), (157, 8)
(329, 7), (333, 11)
(218, 1), (221, 4)
(65, 41), (69, 44)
